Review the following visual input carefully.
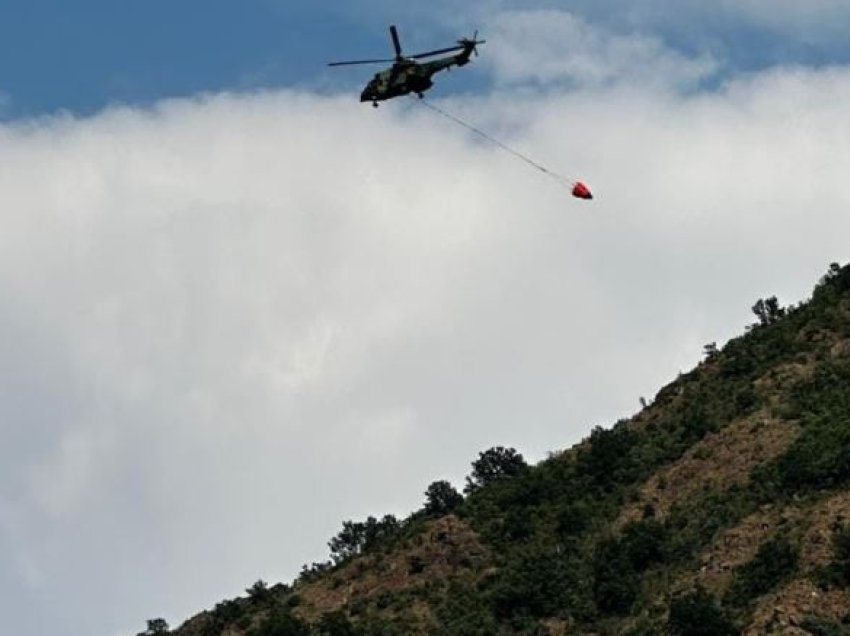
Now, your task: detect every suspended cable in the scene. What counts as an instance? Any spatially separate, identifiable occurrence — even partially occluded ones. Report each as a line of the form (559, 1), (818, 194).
(414, 97), (593, 199)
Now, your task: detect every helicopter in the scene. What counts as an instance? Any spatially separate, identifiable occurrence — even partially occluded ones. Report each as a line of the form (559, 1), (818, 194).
(328, 25), (485, 107)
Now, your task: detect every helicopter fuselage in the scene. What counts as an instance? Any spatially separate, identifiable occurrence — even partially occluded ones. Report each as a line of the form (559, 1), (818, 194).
(329, 25), (484, 106)
(360, 50), (472, 105)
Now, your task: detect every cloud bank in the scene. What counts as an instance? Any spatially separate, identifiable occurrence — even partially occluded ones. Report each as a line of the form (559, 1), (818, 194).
(2, 12), (850, 636)
(481, 10), (716, 88)
(417, 1), (850, 72)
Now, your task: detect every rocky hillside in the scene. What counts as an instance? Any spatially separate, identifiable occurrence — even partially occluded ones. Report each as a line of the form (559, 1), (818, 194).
(148, 262), (850, 636)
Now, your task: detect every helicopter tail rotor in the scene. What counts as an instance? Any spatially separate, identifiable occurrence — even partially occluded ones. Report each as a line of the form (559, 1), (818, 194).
(458, 30), (486, 57)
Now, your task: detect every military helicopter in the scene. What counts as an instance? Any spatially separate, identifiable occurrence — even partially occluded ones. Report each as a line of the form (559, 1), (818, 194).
(328, 25), (485, 107)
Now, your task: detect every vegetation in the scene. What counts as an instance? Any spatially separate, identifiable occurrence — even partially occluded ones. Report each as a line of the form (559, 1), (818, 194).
(751, 295), (786, 326)
(327, 515), (401, 564)
(246, 580), (273, 603)
(799, 614), (850, 636)
(814, 524), (850, 590)
(668, 587), (737, 636)
(422, 480), (463, 516)
(725, 533), (800, 606)
(247, 606), (311, 636)
(463, 446), (528, 494)
(168, 262), (850, 635)
(138, 619), (170, 636)
(832, 525), (850, 587)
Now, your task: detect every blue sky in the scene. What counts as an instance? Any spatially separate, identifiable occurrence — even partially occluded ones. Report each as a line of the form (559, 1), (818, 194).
(0, 1), (489, 116)
(3, 0), (850, 117)
(0, 1), (364, 115)
(3, 3), (850, 636)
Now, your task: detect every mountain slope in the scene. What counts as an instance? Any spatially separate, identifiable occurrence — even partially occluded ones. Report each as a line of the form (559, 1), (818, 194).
(157, 262), (850, 636)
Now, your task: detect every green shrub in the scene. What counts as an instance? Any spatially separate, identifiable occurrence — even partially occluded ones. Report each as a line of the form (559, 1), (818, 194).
(725, 534), (799, 606)
(799, 614), (850, 636)
(435, 583), (500, 635)
(814, 525), (850, 589)
(592, 536), (639, 615)
(489, 543), (585, 620)
(247, 606), (310, 636)
(315, 611), (358, 635)
(668, 587), (737, 636)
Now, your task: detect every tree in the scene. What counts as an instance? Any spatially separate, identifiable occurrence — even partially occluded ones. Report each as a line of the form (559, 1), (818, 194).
(423, 480), (464, 515)
(490, 544), (582, 620)
(360, 514), (400, 553)
(579, 425), (639, 491)
(248, 606), (311, 636)
(328, 520), (366, 563)
(592, 536), (639, 614)
(751, 296), (785, 326)
(464, 446), (528, 494)
(327, 515), (401, 564)
(246, 579), (272, 603)
(619, 519), (667, 571)
(814, 262), (850, 298)
(315, 611), (358, 635)
(668, 587), (737, 636)
(820, 262), (843, 286)
(137, 618), (169, 636)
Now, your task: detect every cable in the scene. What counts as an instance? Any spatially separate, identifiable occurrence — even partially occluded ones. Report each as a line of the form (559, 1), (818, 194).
(414, 97), (576, 190)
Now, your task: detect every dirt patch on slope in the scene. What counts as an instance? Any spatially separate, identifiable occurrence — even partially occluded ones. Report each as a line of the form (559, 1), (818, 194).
(684, 491), (850, 594)
(742, 492), (850, 633)
(618, 413), (799, 527)
(679, 490), (850, 633)
(830, 338), (850, 360)
(296, 515), (488, 623)
(691, 506), (802, 595)
(745, 578), (850, 635)
(753, 361), (816, 406)
(800, 490), (850, 569)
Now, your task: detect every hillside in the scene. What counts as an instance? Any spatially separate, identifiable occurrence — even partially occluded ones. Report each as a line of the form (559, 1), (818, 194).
(146, 262), (850, 636)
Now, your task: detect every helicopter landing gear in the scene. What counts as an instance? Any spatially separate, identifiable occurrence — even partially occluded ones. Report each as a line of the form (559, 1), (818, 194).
(416, 92), (424, 99)
(372, 101), (379, 108)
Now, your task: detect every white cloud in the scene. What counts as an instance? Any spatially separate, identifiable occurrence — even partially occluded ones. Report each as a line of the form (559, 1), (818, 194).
(2, 59), (850, 635)
(481, 10), (716, 88)
(426, 1), (850, 67)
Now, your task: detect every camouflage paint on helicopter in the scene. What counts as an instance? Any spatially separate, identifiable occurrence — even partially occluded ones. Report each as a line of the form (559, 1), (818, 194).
(330, 25), (484, 107)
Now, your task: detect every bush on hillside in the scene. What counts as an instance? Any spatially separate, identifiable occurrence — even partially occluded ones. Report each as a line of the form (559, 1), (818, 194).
(725, 534), (799, 606)
(668, 586), (737, 636)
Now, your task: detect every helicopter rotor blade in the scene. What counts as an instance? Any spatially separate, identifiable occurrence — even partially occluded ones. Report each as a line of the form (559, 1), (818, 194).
(390, 25), (403, 59)
(328, 58), (396, 67)
(328, 27), (485, 67)
(408, 45), (466, 59)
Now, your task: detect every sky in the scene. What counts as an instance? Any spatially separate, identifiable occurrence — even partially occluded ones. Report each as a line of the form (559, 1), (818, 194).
(2, 2), (850, 635)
